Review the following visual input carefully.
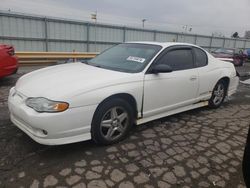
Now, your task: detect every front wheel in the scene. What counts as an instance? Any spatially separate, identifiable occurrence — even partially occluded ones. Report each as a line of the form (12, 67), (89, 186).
(91, 98), (134, 145)
(209, 80), (227, 108)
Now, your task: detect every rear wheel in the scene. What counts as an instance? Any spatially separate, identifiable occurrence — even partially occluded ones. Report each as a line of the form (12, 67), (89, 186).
(91, 98), (134, 145)
(209, 80), (227, 108)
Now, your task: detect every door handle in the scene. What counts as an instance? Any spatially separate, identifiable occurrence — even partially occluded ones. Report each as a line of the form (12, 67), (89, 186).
(190, 76), (197, 81)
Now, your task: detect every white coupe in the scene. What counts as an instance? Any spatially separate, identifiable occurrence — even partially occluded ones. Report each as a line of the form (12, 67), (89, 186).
(8, 42), (239, 145)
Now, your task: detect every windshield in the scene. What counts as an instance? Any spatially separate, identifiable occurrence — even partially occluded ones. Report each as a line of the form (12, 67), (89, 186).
(88, 43), (162, 73)
(213, 48), (234, 55)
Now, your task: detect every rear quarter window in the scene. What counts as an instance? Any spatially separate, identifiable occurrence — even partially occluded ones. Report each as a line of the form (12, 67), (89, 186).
(193, 48), (208, 67)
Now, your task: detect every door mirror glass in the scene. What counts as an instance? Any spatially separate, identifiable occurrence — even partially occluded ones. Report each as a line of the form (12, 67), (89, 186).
(152, 64), (173, 74)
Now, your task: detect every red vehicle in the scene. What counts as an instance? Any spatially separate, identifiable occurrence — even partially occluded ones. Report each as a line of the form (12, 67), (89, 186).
(0, 44), (18, 79)
(211, 48), (247, 66)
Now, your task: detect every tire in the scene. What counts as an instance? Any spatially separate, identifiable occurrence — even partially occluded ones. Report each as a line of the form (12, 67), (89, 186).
(91, 98), (134, 145)
(208, 80), (227, 108)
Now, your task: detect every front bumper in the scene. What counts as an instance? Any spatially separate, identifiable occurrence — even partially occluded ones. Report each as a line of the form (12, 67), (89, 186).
(8, 87), (97, 145)
(0, 56), (18, 78)
(0, 65), (18, 78)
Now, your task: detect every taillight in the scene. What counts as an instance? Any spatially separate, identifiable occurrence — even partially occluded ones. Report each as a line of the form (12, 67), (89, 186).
(7, 46), (15, 56)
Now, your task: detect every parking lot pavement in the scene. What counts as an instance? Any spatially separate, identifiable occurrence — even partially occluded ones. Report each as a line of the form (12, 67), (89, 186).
(236, 63), (250, 77)
(0, 71), (250, 188)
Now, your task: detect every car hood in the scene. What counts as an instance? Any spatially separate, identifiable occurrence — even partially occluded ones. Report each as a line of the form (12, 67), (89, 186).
(15, 62), (141, 100)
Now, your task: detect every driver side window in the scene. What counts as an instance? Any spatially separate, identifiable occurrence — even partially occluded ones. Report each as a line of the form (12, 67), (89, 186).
(157, 49), (194, 71)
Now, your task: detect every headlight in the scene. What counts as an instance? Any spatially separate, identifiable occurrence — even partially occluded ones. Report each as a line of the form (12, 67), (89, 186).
(26, 97), (69, 113)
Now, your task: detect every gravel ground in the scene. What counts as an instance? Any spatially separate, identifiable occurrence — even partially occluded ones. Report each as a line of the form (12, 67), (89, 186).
(0, 65), (250, 188)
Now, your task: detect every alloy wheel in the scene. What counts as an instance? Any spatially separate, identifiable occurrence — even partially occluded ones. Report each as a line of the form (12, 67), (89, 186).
(212, 83), (225, 106)
(100, 107), (129, 141)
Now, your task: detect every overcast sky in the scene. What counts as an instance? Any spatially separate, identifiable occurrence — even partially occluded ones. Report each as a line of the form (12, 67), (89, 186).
(1, 0), (250, 37)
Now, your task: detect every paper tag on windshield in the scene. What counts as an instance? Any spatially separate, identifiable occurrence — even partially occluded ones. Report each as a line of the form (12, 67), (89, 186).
(127, 56), (145, 63)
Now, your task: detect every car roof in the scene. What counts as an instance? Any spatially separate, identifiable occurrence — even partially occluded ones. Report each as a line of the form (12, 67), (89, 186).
(125, 41), (202, 49)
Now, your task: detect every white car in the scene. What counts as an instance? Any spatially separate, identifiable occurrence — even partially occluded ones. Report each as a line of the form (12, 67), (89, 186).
(8, 42), (239, 145)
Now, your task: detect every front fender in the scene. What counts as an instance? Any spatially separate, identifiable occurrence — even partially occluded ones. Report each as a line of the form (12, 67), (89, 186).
(66, 81), (144, 114)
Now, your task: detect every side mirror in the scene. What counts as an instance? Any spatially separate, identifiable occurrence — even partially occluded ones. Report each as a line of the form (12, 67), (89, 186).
(151, 64), (173, 74)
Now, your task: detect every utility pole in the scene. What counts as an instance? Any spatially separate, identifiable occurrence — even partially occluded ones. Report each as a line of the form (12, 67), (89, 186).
(91, 11), (97, 52)
(182, 25), (192, 42)
(142, 19), (147, 29)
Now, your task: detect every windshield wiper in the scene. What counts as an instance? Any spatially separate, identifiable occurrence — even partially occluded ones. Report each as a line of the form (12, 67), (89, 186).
(82, 61), (103, 68)
(92, 64), (102, 68)
(81, 61), (89, 65)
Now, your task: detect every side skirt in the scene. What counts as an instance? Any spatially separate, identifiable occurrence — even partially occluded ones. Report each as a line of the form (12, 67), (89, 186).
(136, 101), (208, 125)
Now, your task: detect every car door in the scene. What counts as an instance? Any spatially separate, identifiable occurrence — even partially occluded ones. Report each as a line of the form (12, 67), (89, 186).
(143, 46), (199, 118)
